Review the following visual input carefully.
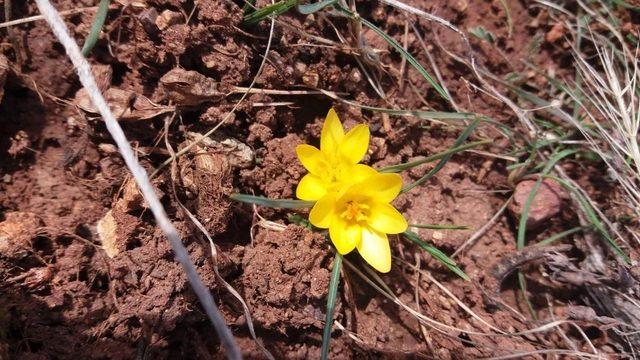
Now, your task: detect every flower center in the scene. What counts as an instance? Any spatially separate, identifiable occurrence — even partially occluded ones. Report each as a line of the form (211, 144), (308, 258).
(340, 201), (369, 222)
(323, 161), (344, 189)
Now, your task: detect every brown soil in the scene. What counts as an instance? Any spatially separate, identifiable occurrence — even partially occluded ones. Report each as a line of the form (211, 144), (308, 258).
(1, 0), (638, 359)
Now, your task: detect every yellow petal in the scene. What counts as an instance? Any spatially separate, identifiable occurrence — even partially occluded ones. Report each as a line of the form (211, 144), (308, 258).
(350, 164), (378, 184)
(309, 193), (337, 228)
(358, 227), (391, 273)
(367, 203), (408, 234)
(321, 108), (345, 154)
(296, 144), (325, 174)
(332, 164), (378, 196)
(339, 124), (369, 164)
(329, 216), (361, 254)
(296, 174), (327, 201)
(349, 173), (403, 203)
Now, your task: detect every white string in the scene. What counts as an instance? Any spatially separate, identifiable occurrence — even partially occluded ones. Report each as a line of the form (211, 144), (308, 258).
(33, 0), (241, 358)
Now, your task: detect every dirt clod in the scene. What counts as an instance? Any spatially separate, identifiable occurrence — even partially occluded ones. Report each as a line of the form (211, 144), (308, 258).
(156, 10), (184, 31)
(546, 22), (565, 43)
(0, 212), (43, 255)
(242, 226), (332, 333)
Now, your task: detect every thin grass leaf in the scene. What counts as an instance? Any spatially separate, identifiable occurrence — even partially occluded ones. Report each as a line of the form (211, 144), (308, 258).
(288, 214), (314, 229)
(516, 149), (579, 250)
(321, 253), (342, 360)
(409, 223), (469, 230)
(499, 76), (574, 125)
(518, 272), (537, 319)
(402, 231), (470, 281)
(335, 5), (449, 100)
(544, 175), (631, 263)
(243, 0), (257, 15)
(230, 193), (314, 209)
(611, 0), (640, 12)
(506, 162), (530, 171)
(403, 119), (481, 192)
(469, 26), (495, 43)
(81, 0), (110, 56)
(497, 0), (513, 37)
(536, 226), (587, 247)
(244, 0), (297, 24)
(320, 90), (474, 121)
(379, 140), (490, 173)
(297, 0), (337, 14)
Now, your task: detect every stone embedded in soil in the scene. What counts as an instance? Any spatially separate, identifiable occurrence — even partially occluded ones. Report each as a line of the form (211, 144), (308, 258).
(509, 178), (568, 229)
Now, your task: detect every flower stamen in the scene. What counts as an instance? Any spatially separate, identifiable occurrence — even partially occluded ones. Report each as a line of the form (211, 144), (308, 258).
(340, 201), (369, 222)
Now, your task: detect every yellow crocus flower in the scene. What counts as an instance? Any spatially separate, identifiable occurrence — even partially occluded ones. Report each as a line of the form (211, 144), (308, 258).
(296, 108), (374, 201)
(308, 172), (408, 273)
(295, 108), (408, 272)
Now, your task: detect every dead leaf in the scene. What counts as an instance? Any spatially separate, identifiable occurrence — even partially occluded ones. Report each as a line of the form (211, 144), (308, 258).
(97, 210), (119, 258)
(74, 87), (174, 121)
(186, 132), (254, 169)
(159, 68), (223, 106)
(92, 64), (113, 93)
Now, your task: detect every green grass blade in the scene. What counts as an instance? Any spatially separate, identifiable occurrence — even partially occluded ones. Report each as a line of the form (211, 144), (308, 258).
(229, 193), (314, 209)
(409, 223), (468, 230)
(497, 0), (513, 37)
(321, 90), (474, 121)
(535, 226), (586, 247)
(379, 140), (489, 173)
(335, 6), (449, 100)
(611, 0), (640, 12)
(403, 231), (470, 281)
(321, 253), (342, 360)
(516, 149), (578, 250)
(360, 18), (448, 100)
(402, 119), (480, 192)
(543, 175), (630, 263)
(243, 0), (257, 15)
(518, 272), (537, 319)
(469, 26), (495, 43)
(244, 0), (297, 24)
(81, 0), (110, 56)
(297, 0), (337, 14)
(288, 214), (314, 229)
